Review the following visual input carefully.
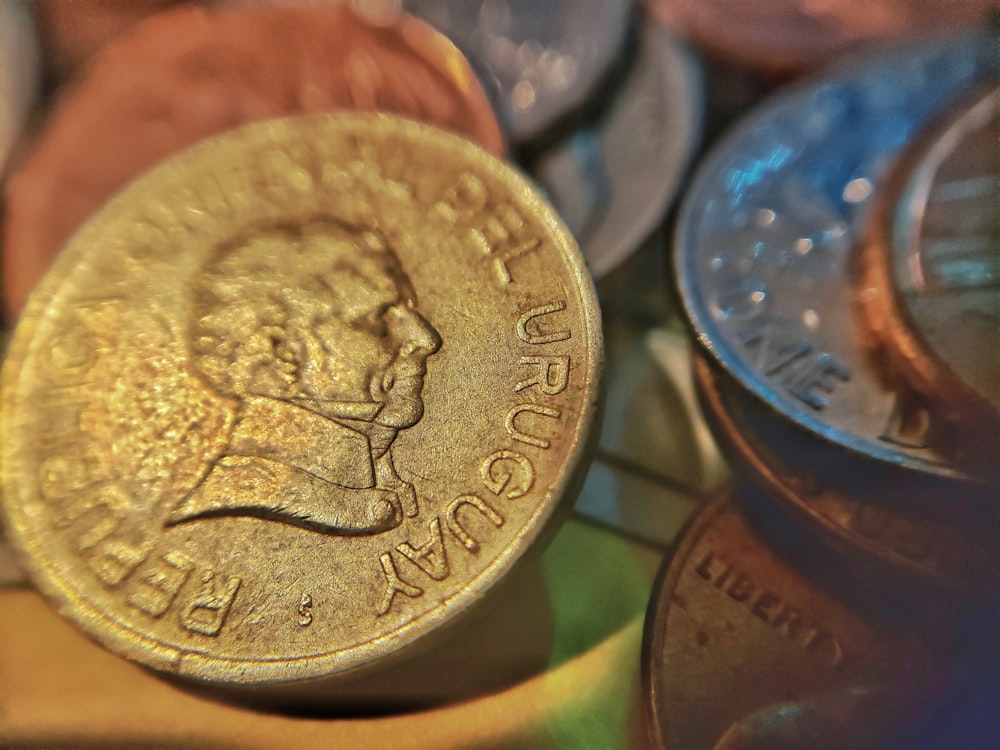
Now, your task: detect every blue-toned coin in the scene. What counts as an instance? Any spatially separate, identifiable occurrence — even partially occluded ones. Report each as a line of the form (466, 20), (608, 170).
(405, 0), (634, 143)
(675, 30), (1000, 479)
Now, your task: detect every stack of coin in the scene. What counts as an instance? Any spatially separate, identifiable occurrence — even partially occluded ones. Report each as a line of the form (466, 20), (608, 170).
(1, 110), (602, 697)
(0, 0), (610, 713)
(650, 29), (1000, 747)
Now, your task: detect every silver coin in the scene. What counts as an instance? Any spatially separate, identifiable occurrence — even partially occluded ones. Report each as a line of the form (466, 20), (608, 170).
(0, 0), (40, 175)
(404, 0), (633, 143)
(676, 31), (1000, 479)
(533, 19), (703, 278)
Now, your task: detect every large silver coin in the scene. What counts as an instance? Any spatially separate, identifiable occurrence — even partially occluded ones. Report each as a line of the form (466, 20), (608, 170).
(0, 0), (40, 174)
(676, 31), (1000, 479)
(534, 19), (702, 278)
(405, 0), (633, 143)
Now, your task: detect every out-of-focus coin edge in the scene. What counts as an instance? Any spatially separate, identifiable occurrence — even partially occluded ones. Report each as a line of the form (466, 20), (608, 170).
(856, 82), (1000, 450)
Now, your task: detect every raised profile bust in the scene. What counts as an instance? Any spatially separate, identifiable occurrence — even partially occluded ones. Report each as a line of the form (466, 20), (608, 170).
(168, 219), (441, 535)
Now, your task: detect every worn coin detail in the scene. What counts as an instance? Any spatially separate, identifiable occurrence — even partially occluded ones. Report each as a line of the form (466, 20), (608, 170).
(675, 32), (1000, 479)
(860, 84), (1000, 447)
(643, 496), (941, 749)
(0, 113), (600, 684)
(3, 2), (503, 317)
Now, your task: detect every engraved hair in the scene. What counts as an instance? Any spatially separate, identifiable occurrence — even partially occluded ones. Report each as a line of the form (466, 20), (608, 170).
(191, 220), (407, 400)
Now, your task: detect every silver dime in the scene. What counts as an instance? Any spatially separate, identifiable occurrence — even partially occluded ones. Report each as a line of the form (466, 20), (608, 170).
(0, 0), (40, 175)
(533, 19), (702, 278)
(676, 31), (1000, 479)
(405, 0), (633, 143)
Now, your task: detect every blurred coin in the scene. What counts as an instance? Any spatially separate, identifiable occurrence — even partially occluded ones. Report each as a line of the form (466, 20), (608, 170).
(32, 0), (182, 81)
(405, 0), (633, 143)
(3, 2), (503, 318)
(0, 0), (40, 174)
(693, 354), (999, 597)
(1, 113), (600, 685)
(643, 494), (946, 749)
(860, 84), (1000, 455)
(646, 0), (997, 72)
(675, 31), (999, 480)
(532, 18), (703, 278)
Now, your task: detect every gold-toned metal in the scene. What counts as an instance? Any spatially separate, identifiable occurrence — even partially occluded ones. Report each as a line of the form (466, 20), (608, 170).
(858, 84), (1000, 459)
(693, 354), (999, 596)
(643, 495), (944, 749)
(3, 1), (505, 317)
(1, 112), (601, 685)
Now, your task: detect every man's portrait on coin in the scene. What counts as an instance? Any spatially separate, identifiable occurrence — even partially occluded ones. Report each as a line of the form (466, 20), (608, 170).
(168, 219), (442, 536)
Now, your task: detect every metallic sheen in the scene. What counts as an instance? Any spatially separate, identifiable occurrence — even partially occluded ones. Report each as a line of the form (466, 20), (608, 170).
(1, 113), (601, 685)
(860, 84), (1000, 450)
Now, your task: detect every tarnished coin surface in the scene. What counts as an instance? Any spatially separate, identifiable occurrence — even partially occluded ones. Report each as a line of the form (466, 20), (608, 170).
(0, 113), (601, 684)
(3, 2), (503, 317)
(0, 0), (40, 173)
(693, 355), (999, 596)
(533, 19), (702, 278)
(647, 0), (998, 72)
(643, 495), (943, 749)
(406, 0), (633, 143)
(860, 84), (1000, 446)
(675, 32), (999, 480)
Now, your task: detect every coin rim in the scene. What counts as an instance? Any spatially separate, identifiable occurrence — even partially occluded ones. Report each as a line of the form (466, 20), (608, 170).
(674, 30), (996, 479)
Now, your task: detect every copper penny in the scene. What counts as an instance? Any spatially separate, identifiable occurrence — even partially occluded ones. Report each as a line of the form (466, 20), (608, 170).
(1, 112), (599, 686)
(643, 494), (947, 749)
(3, 2), (504, 317)
(693, 354), (999, 597)
(858, 84), (1000, 459)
